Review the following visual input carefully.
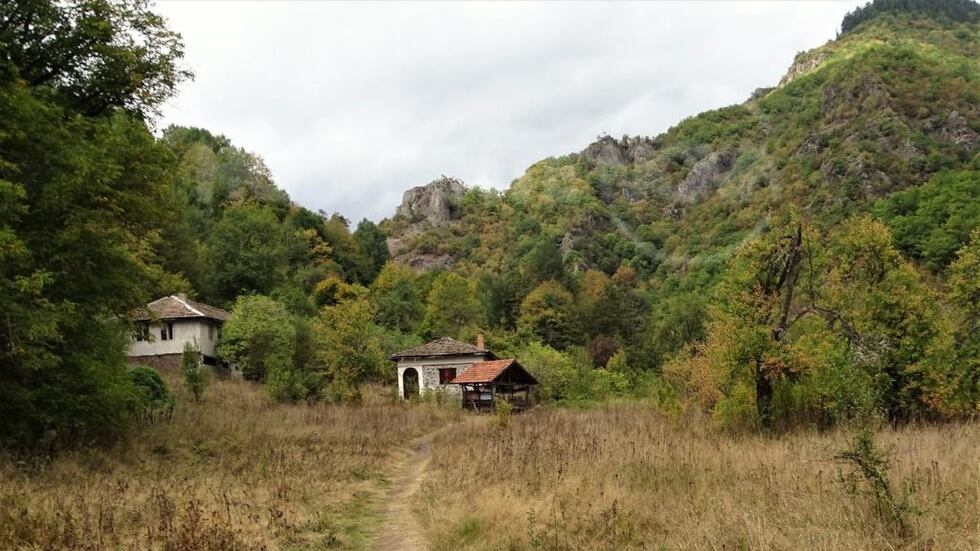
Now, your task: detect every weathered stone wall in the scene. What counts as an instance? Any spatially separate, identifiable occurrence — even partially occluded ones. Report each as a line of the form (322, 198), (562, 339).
(395, 354), (487, 399)
(418, 362), (474, 397)
(129, 353), (182, 373)
(129, 353), (235, 378)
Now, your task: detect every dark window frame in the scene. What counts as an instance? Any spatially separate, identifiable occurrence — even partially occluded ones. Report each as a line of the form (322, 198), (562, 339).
(161, 321), (175, 341)
(438, 368), (456, 384)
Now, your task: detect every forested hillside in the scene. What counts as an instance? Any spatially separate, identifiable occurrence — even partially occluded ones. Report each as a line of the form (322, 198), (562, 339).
(1, 0), (978, 450)
(382, 0), (980, 426)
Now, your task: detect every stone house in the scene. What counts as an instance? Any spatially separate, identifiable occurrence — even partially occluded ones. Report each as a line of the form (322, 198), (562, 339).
(390, 336), (494, 399)
(128, 294), (230, 371)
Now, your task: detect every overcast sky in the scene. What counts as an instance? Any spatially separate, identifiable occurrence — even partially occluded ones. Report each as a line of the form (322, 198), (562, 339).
(157, 1), (865, 223)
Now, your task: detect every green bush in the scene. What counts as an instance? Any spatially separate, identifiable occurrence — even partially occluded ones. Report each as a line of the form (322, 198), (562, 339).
(129, 366), (174, 421)
(181, 342), (210, 402)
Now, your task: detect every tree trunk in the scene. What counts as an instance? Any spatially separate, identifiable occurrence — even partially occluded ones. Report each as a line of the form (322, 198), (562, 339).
(755, 359), (774, 429)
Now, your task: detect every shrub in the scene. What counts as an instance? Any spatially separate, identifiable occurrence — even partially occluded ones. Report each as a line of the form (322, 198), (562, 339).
(181, 342), (210, 402)
(494, 400), (514, 428)
(835, 430), (918, 540)
(129, 366), (173, 421)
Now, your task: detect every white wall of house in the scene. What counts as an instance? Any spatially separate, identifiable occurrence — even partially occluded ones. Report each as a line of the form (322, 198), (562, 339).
(128, 318), (220, 359)
(395, 354), (487, 398)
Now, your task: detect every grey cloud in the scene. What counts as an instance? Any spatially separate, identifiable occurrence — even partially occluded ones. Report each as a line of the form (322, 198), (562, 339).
(157, 1), (864, 222)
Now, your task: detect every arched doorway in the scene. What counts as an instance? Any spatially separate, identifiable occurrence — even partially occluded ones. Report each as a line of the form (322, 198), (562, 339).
(402, 368), (419, 399)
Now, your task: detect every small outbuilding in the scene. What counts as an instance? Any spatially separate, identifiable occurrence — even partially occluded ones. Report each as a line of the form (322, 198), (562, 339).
(452, 358), (538, 412)
(390, 336), (495, 399)
(390, 336), (538, 411)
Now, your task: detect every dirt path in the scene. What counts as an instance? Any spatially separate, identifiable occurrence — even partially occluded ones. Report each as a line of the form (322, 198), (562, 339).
(372, 429), (442, 551)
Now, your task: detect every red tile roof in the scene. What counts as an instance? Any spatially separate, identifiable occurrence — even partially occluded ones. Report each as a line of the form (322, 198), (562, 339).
(452, 359), (517, 384)
(129, 295), (230, 322)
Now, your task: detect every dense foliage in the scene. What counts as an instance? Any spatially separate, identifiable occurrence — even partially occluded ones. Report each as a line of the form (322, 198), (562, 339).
(841, 0), (979, 34)
(381, 5), (980, 426)
(1, 0), (977, 450)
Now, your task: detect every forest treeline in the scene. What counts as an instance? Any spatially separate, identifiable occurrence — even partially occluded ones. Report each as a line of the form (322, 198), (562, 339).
(1, 0), (978, 449)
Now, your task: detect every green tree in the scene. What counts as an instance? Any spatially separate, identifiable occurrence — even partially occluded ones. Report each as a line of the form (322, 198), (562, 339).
(875, 170), (980, 271)
(944, 229), (980, 407)
(353, 219), (390, 283)
(205, 205), (288, 305)
(314, 298), (387, 402)
(370, 261), (423, 332)
(218, 295), (295, 383)
(181, 342), (209, 402)
(0, 18), (188, 448)
(0, 0), (192, 118)
(421, 272), (483, 338)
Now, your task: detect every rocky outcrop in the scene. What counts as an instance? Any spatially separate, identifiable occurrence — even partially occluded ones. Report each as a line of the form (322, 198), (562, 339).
(395, 176), (466, 226)
(581, 135), (657, 168)
(779, 50), (830, 87)
(935, 111), (980, 147)
(747, 87), (774, 103)
(673, 150), (737, 203)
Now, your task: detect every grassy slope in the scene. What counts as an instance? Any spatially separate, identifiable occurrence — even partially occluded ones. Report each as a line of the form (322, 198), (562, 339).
(416, 406), (980, 550)
(0, 377), (461, 551)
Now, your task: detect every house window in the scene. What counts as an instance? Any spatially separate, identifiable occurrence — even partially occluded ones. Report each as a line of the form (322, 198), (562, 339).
(161, 322), (175, 341)
(134, 323), (150, 341)
(438, 368), (456, 384)
(208, 323), (214, 341)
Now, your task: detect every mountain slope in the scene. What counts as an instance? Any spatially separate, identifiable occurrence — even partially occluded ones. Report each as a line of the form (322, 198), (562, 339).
(390, 10), (980, 282)
(385, 10), (978, 287)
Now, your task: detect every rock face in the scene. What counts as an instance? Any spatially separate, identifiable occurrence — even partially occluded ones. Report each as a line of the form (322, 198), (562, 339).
(674, 150), (737, 203)
(779, 50), (830, 87)
(938, 111), (980, 147)
(581, 135), (657, 168)
(395, 176), (466, 226)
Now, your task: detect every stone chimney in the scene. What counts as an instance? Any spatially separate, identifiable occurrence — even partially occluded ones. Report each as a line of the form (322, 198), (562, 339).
(476, 333), (485, 350)
(177, 292), (187, 300)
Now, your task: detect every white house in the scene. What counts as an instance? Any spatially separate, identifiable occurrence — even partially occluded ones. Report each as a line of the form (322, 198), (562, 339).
(390, 336), (494, 399)
(128, 294), (230, 371)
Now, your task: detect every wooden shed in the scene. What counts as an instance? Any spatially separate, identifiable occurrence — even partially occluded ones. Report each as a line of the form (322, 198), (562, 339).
(452, 359), (538, 412)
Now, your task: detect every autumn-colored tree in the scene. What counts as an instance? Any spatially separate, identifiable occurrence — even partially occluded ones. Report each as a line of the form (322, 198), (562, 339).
(668, 216), (964, 429)
(519, 280), (578, 350)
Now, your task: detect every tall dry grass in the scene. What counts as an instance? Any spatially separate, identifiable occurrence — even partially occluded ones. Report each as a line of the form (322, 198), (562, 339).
(0, 376), (461, 550)
(415, 405), (980, 550)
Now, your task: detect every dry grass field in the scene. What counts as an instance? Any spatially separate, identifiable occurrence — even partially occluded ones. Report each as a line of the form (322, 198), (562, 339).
(415, 405), (980, 551)
(0, 376), (461, 551)
(3, 381), (978, 551)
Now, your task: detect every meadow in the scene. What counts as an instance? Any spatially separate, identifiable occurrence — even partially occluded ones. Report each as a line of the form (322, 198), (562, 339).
(2, 379), (978, 551)
(0, 377), (460, 550)
(416, 406), (980, 551)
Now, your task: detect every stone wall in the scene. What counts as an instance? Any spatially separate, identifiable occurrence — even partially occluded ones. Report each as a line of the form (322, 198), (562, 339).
(396, 354), (487, 399)
(129, 353), (182, 373)
(419, 362), (474, 397)
(129, 353), (235, 378)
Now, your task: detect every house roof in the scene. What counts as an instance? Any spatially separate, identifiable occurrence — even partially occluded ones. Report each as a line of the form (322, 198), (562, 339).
(130, 295), (230, 322)
(452, 359), (538, 385)
(390, 337), (492, 360)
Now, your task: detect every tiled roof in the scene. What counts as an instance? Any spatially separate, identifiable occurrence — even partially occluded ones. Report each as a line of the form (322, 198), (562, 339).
(130, 295), (230, 322)
(390, 337), (489, 360)
(452, 359), (516, 384)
